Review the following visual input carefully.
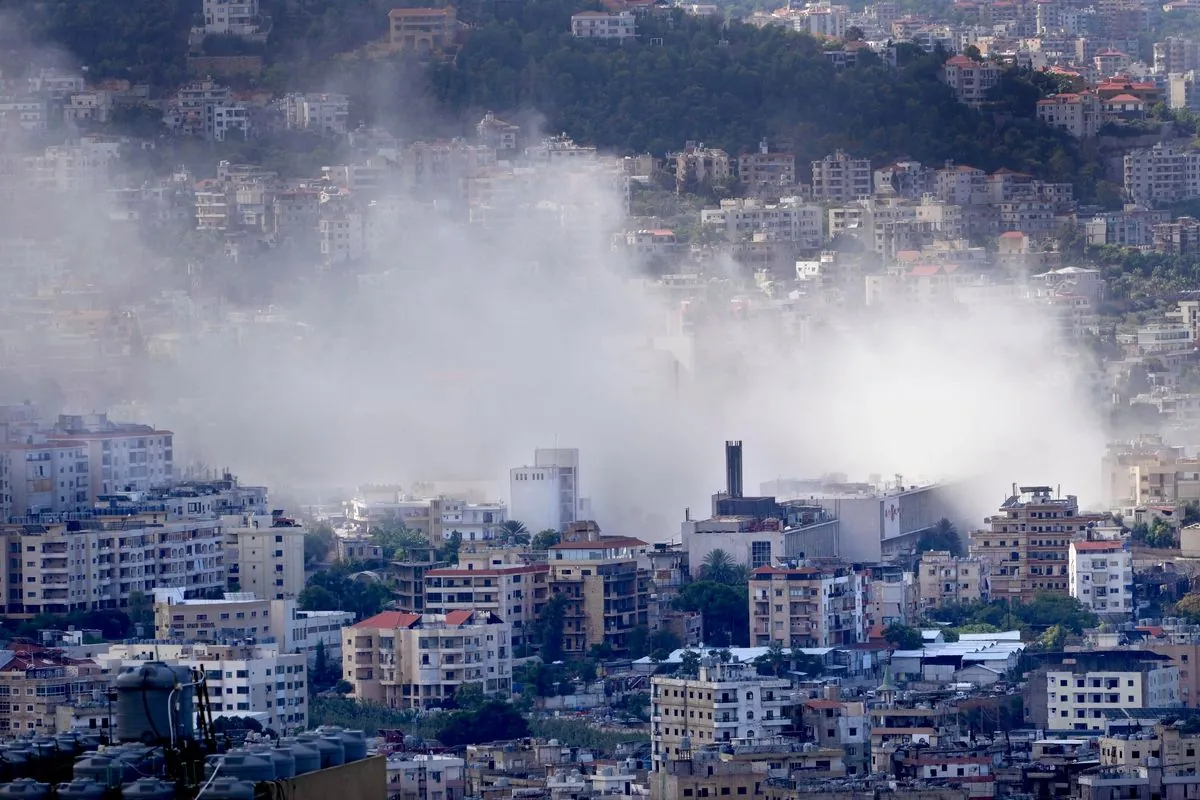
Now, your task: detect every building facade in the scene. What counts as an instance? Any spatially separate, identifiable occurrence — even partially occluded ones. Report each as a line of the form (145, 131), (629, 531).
(749, 565), (868, 648)
(343, 610), (512, 710)
(917, 551), (985, 612)
(221, 512), (306, 600)
(548, 532), (649, 657)
(1068, 540), (1132, 616)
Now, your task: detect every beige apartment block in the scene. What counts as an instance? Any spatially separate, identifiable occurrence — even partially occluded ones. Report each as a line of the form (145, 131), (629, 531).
(0, 649), (103, 734)
(222, 512), (305, 599)
(388, 7), (457, 53)
(344, 609), (511, 710)
(651, 660), (793, 771)
(968, 485), (1107, 604)
(0, 515), (223, 616)
(547, 530), (649, 657)
(423, 558), (548, 650)
(749, 564), (867, 648)
(917, 551), (984, 612)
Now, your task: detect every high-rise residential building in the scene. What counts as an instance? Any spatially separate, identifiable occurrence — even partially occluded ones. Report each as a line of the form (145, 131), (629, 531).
(968, 485), (1108, 603)
(99, 641), (308, 734)
(343, 610), (512, 710)
(1124, 142), (1200, 205)
(509, 448), (580, 534)
(749, 564), (868, 648)
(1101, 435), (1187, 506)
(1068, 540), (1132, 616)
(47, 413), (174, 498)
(1155, 36), (1200, 74)
(221, 511), (306, 600)
(811, 150), (873, 202)
(0, 647), (103, 735)
(651, 658), (793, 771)
(202, 0), (261, 36)
(152, 590), (355, 664)
(917, 550), (985, 612)
(422, 550), (549, 650)
(1036, 92), (1102, 138)
(0, 515), (224, 616)
(548, 522), (649, 657)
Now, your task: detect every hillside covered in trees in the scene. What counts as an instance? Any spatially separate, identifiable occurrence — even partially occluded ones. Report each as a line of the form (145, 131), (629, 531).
(3, 0), (1111, 200)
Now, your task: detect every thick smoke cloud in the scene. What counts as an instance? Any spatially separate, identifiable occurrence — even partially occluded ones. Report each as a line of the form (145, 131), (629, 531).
(0, 31), (1109, 538)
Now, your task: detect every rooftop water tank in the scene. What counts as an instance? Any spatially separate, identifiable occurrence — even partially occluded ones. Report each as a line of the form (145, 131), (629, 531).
(0, 780), (50, 800)
(203, 778), (256, 800)
(115, 663), (195, 744)
(73, 754), (137, 787)
(339, 731), (367, 763)
(279, 739), (320, 776)
(248, 745), (295, 779)
(55, 779), (108, 800)
(121, 778), (176, 800)
(296, 734), (342, 769)
(213, 752), (275, 783)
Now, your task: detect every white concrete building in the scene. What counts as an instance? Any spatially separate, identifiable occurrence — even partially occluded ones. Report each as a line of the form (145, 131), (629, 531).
(99, 641), (308, 734)
(202, 0), (262, 36)
(651, 659), (792, 771)
(283, 93), (350, 135)
(46, 413), (173, 497)
(812, 150), (872, 202)
(509, 448), (580, 534)
(153, 590), (354, 663)
(1046, 660), (1180, 732)
(1068, 540), (1132, 616)
(570, 11), (636, 39)
(207, 103), (250, 142)
(700, 197), (822, 247)
(1124, 142), (1200, 206)
(386, 754), (466, 800)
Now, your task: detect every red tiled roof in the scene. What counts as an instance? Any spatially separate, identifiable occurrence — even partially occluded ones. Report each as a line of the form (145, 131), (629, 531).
(444, 610), (475, 627)
(550, 536), (648, 549)
(1071, 540), (1122, 551)
(1108, 93), (1143, 103)
(804, 699), (843, 709)
(354, 611), (421, 629)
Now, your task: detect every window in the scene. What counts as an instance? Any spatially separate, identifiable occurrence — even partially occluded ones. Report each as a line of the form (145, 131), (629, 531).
(750, 541), (772, 569)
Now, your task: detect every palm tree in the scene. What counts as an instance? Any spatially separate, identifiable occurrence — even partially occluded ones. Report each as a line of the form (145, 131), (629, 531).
(499, 519), (530, 545)
(701, 549), (736, 584)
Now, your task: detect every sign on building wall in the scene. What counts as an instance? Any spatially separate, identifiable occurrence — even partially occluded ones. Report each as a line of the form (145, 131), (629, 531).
(883, 498), (901, 540)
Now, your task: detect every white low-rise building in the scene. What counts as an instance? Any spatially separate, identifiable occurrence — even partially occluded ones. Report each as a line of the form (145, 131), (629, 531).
(1068, 540), (1132, 616)
(99, 641), (308, 735)
(570, 11), (636, 39)
(386, 754), (466, 800)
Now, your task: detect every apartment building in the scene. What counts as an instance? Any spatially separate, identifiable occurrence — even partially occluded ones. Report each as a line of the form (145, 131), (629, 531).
(423, 554), (548, 649)
(100, 641), (308, 734)
(45, 414), (173, 498)
(548, 529), (649, 657)
(1124, 142), (1200, 206)
(387, 753), (466, 800)
(153, 590), (354, 663)
(388, 7), (458, 53)
(0, 648), (103, 734)
(738, 148), (796, 189)
(941, 55), (1001, 107)
(343, 609), (512, 710)
(917, 550), (985, 612)
(0, 435), (91, 518)
(1156, 36), (1200, 74)
(749, 564), (868, 648)
(0, 515), (224, 616)
(870, 705), (941, 773)
(1068, 540), (1132, 616)
(1170, 71), (1200, 112)
(1100, 722), (1200, 771)
(282, 93), (350, 135)
(221, 512), (305, 600)
(1044, 654), (1180, 732)
(650, 659), (792, 771)
(811, 150), (872, 202)
(202, 0), (261, 36)
(570, 10), (636, 39)
(509, 448), (580, 535)
(863, 562), (916, 630)
(348, 489), (509, 543)
(1102, 435), (1189, 506)
(700, 197), (822, 247)
(1036, 92), (1101, 138)
(967, 485), (1106, 603)
(798, 686), (870, 776)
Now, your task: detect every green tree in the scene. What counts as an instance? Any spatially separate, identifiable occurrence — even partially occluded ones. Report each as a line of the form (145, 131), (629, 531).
(305, 522), (337, 566)
(917, 518), (963, 555)
(535, 594), (568, 662)
(754, 641), (788, 677)
(437, 701), (530, 746)
(673, 581), (749, 646)
(678, 650), (701, 677)
(126, 589), (153, 630)
(438, 531), (462, 564)
(628, 625), (652, 659)
(452, 682), (486, 711)
(700, 549), (736, 584)
(298, 584), (339, 612)
(648, 629), (682, 661)
(531, 529), (561, 550)
(498, 520), (530, 545)
(884, 623), (924, 650)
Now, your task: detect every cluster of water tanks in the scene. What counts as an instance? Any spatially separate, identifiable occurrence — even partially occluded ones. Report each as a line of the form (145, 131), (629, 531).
(0, 727), (369, 800)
